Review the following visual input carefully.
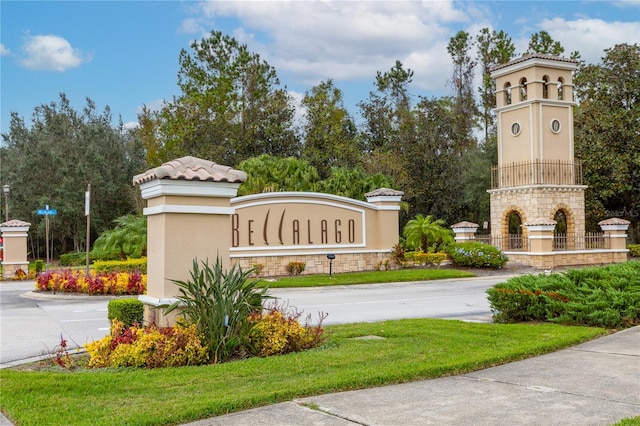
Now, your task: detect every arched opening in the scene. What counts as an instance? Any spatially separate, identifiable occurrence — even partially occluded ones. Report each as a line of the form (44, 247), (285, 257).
(557, 77), (564, 100)
(542, 75), (549, 99)
(507, 211), (523, 250)
(519, 77), (527, 101)
(504, 82), (512, 105)
(553, 210), (568, 250)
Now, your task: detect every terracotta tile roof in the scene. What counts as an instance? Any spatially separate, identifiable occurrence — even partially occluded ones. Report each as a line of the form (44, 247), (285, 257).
(365, 188), (404, 198)
(452, 221), (479, 228)
(0, 219), (31, 227)
(598, 217), (631, 226)
(490, 53), (578, 73)
(524, 217), (557, 226)
(133, 156), (247, 186)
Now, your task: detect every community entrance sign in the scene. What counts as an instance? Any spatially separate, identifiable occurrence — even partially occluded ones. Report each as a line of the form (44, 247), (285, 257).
(133, 156), (403, 326)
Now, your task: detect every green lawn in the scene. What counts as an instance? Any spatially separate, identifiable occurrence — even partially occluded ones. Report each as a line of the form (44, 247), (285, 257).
(260, 268), (475, 288)
(0, 319), (606, 426)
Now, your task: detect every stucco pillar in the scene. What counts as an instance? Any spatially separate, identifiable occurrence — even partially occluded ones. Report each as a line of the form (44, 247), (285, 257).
(451, 221), (479, 243)
(1, 220), (31, 280)
(598, 218), (630, 251)
(133, 157), (246, 326)
(524, 218), (556, 253)
(365, 188), (404, 250)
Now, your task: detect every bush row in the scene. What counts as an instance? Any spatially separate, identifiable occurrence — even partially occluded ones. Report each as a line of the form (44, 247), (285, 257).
(446, 241), (509, 269)
(93, 258), (147, 274)
(36, 270), (146, 295)
(87, 306), (326, 368)
(487, 261), (640, 328)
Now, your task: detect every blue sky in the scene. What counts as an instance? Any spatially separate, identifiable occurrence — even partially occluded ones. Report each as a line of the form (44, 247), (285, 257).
(1, 1), (639, 135)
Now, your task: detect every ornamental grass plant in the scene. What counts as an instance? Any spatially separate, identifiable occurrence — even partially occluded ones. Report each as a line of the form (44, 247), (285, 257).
(163, 257), (270, 363)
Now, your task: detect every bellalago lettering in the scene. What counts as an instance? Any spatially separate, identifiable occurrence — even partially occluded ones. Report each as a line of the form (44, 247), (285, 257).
(231, 213), (356, 247)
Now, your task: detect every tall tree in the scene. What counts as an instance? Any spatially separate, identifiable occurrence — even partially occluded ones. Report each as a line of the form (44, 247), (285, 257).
(476, 28), (515, 144)
(359, 60), (415, 155)
(526, 30), (564, 55)
(1, 94), (145, 256)
(151, 31), (299, 166)
(447, 31), (479, 154)
(574, 43), (640, 241)
(301, 80), (360, 178)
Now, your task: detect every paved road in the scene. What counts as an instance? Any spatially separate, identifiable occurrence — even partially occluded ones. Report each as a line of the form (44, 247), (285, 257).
(268, 276), (513, 325)
(0, 275), (513, 367)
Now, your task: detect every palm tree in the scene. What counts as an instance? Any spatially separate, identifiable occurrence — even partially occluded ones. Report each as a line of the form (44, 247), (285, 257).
(402, 214), (453, 252)
(91, 215), (147, 260)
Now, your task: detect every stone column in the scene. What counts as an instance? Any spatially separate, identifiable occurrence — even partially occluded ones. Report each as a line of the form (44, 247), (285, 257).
(1, 220), (31, 280)
(524, 218), (556, 253)
(451, 221), (479, 243)
(598, 218), (630, 251)
(133, 157), (246, 326)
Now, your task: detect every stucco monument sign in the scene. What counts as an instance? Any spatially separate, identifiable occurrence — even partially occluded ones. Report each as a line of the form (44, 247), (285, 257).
(133, 156), (403, 325)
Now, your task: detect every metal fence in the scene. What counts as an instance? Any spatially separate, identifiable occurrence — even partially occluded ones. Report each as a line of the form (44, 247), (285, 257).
(474, 234), (528, 251)
(491, 160), (583, 189)
(473, 232), (607, 252)
(552, 232), (607, 251)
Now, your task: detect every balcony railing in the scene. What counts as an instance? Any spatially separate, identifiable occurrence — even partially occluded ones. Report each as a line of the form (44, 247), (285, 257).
(491, 160), (582, 189)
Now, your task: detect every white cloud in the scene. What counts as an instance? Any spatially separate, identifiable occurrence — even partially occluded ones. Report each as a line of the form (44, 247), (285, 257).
(0, 44), (10, 56)
(189, 0), (476, 96)
(538, 18), (640, 64)
(19, 34), (91, 72)
(123, 121), (139, 131)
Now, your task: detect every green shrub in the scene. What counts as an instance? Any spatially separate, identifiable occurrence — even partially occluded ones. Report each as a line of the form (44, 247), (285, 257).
(94, 258), (147, 274)
(405, 252), (448, 267)
(286, 261), (306, 275)
(34, 260), (45, 274)
(246, 305), (326, 357)
(447, 241), (508, 269)
(487, 261), (640, 328)
(163, 258), (269, 364)
(628, 244), (640, 258)
(85, 320), (208, 368)
(108, 298), (144, 328)
(59, 252), (88, 267)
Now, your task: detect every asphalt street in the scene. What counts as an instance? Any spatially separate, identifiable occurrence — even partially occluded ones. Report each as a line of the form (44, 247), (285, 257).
(0, 275), (513, 367)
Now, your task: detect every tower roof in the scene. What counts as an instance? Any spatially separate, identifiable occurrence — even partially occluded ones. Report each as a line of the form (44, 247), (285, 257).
(490, 53), (578, 76)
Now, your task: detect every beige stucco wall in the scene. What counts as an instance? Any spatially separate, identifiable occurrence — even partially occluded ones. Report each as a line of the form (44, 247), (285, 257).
(229, 192), (401, 276)
(1, 220), (30, 279)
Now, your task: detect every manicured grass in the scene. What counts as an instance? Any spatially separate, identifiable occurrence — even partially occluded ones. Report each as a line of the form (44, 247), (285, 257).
(260, 268), (475, 288)
(0, 319), (605, 426)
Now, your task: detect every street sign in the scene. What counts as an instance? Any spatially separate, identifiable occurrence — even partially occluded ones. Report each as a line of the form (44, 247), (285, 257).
(37, 209), (57, 215)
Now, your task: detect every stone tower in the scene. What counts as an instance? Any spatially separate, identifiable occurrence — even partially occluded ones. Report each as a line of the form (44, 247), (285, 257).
(488, 54), (586, 248)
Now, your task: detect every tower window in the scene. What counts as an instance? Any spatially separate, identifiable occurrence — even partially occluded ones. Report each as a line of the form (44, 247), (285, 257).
(519, 78), (527, 101)
(510, 122), (521, 136)
(542, 76), (549, 99)
(557, 77), (564, 100)
(504, 82), (512, 105)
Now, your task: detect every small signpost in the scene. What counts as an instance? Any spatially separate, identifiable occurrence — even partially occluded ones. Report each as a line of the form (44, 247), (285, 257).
(37, 205), (57, 264)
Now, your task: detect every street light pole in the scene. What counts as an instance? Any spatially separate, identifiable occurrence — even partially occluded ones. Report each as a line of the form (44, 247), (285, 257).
(3, 185), (10, 222)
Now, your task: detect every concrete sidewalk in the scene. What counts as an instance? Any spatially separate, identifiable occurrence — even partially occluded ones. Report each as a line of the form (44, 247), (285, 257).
(184, 326), (640, 426)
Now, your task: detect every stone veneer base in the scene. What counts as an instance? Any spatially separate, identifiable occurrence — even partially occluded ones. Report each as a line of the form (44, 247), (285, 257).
(505, 250), (629, 270)
(233, 252), (396, 277)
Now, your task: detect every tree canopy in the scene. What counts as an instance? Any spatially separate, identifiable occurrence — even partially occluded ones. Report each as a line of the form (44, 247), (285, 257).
(1, 94), (145, 256)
